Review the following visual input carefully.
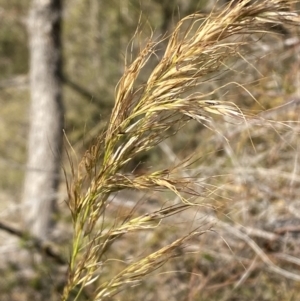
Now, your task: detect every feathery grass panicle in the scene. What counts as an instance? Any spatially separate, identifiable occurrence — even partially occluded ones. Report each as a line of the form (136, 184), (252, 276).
(62, 1), (300, 300)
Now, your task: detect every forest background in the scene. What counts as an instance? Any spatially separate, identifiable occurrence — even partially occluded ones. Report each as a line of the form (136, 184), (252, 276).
(0, 0), (300, 300)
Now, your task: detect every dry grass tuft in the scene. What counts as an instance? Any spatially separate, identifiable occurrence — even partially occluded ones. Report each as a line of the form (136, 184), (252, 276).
(62, 1), (300, 300)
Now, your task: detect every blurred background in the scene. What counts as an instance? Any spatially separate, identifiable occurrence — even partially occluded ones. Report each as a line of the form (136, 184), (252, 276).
(0, 0), (300, 300)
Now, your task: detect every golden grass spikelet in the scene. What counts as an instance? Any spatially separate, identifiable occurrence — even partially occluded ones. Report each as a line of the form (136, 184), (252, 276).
(94, 230), (206, 300)
(62, 1), (300, 300)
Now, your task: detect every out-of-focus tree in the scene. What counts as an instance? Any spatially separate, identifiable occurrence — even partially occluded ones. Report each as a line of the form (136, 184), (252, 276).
(22, 0), (63, 239)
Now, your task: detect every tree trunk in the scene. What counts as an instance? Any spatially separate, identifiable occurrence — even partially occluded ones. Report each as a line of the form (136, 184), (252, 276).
(23, 0), (63, 240)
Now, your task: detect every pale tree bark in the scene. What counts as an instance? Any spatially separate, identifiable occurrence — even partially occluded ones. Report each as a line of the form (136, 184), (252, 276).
(23, 0), (63, 240)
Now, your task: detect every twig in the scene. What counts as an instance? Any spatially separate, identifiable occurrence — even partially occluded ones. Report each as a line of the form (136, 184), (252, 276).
(0, 220), (66, 265)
